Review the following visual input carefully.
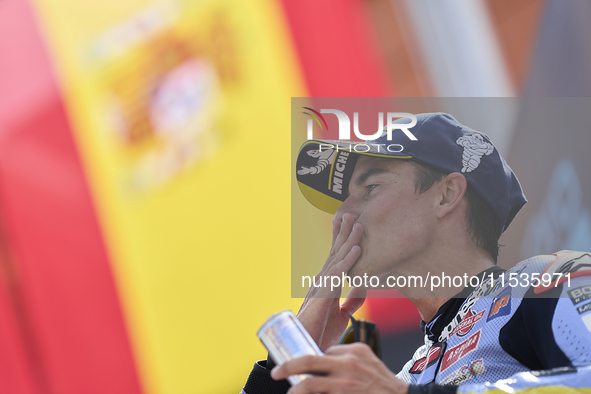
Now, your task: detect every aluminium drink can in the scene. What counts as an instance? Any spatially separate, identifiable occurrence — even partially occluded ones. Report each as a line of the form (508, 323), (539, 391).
(257, 310), (322, 386)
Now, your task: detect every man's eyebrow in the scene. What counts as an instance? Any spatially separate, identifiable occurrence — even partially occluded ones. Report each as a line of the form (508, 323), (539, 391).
(353, 168), (390, 187)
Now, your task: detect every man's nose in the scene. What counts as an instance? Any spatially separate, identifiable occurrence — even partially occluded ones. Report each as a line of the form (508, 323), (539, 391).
(334, 195), (360, 223)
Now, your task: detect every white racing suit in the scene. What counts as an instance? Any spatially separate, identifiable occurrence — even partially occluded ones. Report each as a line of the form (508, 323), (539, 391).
(241, 251), (591, 394)
(400, 250), (591, 393)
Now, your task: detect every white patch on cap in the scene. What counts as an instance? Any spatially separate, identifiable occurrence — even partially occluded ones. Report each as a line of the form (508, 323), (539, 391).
(456, 132), (494, 173)
(297, 148), (336, 175)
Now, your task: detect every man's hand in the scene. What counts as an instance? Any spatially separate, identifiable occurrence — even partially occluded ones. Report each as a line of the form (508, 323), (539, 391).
(297, 213), (367, 351)
(271, 343), (409, 394)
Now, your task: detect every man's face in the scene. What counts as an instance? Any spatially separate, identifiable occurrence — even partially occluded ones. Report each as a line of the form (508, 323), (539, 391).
(335, 156), (438, 280)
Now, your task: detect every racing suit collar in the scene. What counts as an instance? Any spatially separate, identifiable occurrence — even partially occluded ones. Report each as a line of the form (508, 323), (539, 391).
(421, 266), (506, 342)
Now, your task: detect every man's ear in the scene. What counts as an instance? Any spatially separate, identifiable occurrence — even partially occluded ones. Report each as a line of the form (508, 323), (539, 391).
(435, 173), (467, 219)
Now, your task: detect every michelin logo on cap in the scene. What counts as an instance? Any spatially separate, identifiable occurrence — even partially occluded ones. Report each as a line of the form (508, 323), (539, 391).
(456, 132), (494, 173)
(297, 148), (337, 176)
(297, 148), (350, 195)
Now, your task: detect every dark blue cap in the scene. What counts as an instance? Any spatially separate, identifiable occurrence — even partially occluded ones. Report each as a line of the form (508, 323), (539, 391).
(295, 112), (527, 234)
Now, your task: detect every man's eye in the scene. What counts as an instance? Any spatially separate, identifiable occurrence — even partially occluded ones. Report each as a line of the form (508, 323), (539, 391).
(367, 184), (377, 192)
